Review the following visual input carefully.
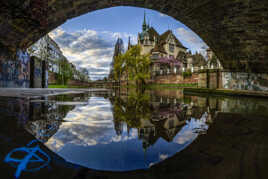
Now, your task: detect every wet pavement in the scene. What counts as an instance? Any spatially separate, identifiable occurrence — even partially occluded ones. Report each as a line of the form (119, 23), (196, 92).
(0, 88), (109, 98)
(0, 89), (267, 179)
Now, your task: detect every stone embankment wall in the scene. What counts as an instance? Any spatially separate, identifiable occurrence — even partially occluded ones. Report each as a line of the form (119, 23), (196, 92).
(222, 72), (268, 91)
(67, 79), (90, 87)
(48, 72), (90, 87)
(152, 74), (198, 84)
(198, 70), (268, 92)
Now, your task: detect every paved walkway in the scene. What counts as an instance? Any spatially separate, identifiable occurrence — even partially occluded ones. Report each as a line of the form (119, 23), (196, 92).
(0, 88), (109, 98)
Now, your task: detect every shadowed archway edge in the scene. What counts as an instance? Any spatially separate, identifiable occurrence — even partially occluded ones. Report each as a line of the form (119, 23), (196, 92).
(0, 0), (267, 72)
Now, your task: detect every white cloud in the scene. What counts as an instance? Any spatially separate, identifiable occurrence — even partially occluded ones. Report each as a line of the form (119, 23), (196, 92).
(49, 28), (136, 80)
(159, 154), (168, 161)
(174, 116), (209, 145)
(176, 27), (208, 56)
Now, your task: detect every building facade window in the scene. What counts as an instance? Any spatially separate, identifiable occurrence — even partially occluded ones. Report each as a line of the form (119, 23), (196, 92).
(169, 43), (174, 53)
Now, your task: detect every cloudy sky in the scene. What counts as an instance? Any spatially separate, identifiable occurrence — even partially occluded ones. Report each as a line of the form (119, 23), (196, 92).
(49, 6), (208, 80)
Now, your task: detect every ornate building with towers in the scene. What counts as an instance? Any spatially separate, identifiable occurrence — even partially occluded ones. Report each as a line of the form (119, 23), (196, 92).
(137, 12), (189, 75)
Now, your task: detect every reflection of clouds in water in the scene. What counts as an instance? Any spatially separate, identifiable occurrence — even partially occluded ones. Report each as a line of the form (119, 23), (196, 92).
(110, 129), (138, 143)
(159, 154), (168, 161)
(149, 162), (155, 167)
(174, 113), (208, 145)
(45, 97), (137, 152)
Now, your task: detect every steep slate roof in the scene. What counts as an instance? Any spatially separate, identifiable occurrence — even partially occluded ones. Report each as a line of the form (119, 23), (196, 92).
(160, 30), (187, 49)
(176, 51), (187, 62)
(148, 27), (160, 40)
(151, 43), (166, 54)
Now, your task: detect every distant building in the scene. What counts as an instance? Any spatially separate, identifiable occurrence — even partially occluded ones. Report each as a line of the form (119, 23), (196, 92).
(206, 48), (223, 70)
(109, 37), (124, 80)
(111, 12), (215, 81)
(27, 35), (64, 74)
(183, 52), (207, 72)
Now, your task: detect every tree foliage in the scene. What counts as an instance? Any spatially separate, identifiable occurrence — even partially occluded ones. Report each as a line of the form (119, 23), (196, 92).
(114, 45), (151, 87)
(56, 58), (73, 85)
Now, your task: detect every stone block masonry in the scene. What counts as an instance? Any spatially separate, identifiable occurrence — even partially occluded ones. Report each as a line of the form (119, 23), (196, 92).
(0, 0), (267, 73)
(198, 72), (208, 88)
(152, 74), (198, 84)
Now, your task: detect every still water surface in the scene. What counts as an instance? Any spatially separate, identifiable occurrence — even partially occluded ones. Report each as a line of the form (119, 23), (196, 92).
(1, 89), (268, 178)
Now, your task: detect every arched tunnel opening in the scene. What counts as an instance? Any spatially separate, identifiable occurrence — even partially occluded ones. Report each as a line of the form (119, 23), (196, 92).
(0, 2), (268, 179)
(22, 6), (218, 171)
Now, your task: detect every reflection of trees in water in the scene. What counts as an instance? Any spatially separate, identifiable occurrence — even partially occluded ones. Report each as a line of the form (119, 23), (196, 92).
(112, 91), (152, 130)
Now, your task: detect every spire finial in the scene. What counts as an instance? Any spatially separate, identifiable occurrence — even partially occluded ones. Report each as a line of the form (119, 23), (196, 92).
(142, 10), (147, 31)
(144, 10), (146, 24)
(143, 10), (147, 26)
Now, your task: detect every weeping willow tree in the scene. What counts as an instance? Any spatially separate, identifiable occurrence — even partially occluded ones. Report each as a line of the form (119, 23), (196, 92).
(114, 45), (151, 88)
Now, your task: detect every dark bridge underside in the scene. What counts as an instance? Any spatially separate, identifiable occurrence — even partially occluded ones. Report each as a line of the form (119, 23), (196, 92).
(0, 0), (267, 72)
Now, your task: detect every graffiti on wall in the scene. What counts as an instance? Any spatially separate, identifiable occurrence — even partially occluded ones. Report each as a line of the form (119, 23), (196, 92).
(33, 58), (42, 88)
(222, 72), (268, 91)
(0, 50), (30, 88)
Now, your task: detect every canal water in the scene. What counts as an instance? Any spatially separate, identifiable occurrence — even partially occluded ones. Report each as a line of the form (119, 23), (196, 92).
(0, 88), (268, 179)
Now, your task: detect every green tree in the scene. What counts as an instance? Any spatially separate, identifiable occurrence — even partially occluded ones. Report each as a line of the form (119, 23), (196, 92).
(57, 58), (73, 85)
(114, 45), (151, 88)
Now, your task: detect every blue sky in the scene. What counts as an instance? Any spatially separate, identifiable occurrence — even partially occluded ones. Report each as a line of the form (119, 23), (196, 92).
(49, 6), (208, 80)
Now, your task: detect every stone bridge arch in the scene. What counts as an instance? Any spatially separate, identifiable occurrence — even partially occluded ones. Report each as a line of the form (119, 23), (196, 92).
(0, 0), (267, 72)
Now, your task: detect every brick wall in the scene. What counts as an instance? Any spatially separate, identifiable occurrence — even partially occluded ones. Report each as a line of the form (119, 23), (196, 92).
(198, 72), (208, 88)
(48, 72), (57, 85)
(209, 72), (218, 89)
(68, 80), (90, 87)
(152, 74), (198, 84)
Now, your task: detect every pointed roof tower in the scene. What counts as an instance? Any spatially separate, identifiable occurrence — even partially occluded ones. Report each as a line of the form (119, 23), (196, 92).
(142, 11), (147, 31)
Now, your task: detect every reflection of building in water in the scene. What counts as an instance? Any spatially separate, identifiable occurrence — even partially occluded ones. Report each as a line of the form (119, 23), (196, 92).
(159, 114), (186, 142)
(138, 118), (157, 151)
(24, 101), (75, 142)
(110, 93), (224, 151)
(137, 103), (188, 150)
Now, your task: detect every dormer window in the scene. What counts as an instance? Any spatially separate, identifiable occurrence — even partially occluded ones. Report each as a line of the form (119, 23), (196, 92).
(169, 43), (174, 53)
